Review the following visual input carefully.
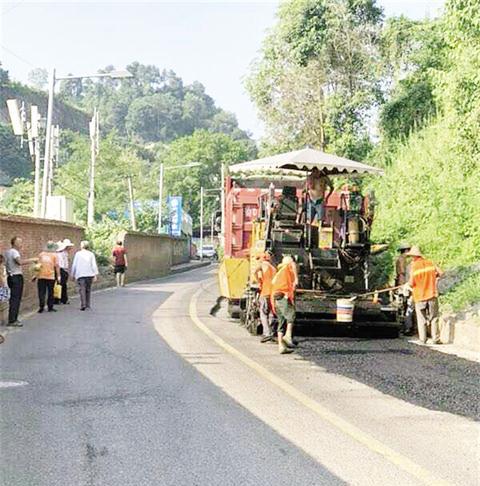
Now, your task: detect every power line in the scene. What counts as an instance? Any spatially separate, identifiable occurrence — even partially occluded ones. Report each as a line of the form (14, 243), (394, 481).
(1, 44), (35, 67)
(1, 0), (27, 16)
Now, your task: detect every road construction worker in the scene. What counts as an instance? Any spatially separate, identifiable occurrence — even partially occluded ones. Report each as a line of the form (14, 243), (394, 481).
(306, 168), (334, 225)
(254, 252), (276, 343)
(271, 255), (298, 354)
(396, 242), (414, 336)
(406, 246), (443, 344)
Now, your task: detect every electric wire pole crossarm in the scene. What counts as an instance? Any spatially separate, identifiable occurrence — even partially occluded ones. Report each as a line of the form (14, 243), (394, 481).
(157, 161), (201, 234)
(40, 69), (133, 218)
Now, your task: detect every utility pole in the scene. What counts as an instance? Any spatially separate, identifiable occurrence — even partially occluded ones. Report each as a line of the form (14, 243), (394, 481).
(33, 134), (42, 217)
(47, 125), (59, 197)
(39, 68), (133, 219)
(157, 162), (164, 234)
(41, 68), (55, 218)
(127, 176), (137, 231)
(200, 186), (204, 261)
(211, 211), (214, 245)
(87, 108), (99, 227)
(30, 105), (41, 218)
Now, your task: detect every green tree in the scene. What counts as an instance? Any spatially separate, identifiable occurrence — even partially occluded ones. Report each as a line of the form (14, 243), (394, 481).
(379, 17), (446, 141)
(246, 0), (383, 159)
(27, 68), (48, 91)
(125, 93), (183, 142)
(0, 124), (31, 183)
(161, 130), (257, 223)
(1, 179), (34, 215)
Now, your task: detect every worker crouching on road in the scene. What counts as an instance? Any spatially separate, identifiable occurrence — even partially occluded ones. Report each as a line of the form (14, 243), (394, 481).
(406, 246), (443, 344)
(254, 251), (276, 343)
(271, 255), (298, 354)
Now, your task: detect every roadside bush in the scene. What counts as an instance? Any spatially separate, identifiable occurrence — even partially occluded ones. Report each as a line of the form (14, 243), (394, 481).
(85, 219), (127, 266)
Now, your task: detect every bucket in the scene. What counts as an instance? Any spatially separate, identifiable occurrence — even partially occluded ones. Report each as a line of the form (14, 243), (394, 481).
(336, 298), (355, 323)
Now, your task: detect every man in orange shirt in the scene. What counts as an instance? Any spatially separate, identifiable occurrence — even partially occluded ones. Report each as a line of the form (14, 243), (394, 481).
(37, 241), (60, 313)
(407, 246), (443, 344)
(254, 252), (276, 343)
(271, 255), (298, 354)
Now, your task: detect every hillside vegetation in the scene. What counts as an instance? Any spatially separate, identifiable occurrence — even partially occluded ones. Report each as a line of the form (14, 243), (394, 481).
(247, 0), (480, 311)
(0, 62), (255, 228)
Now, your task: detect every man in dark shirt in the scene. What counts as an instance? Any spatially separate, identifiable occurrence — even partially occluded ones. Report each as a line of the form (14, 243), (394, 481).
(112, 240), (128, 288)
(4, 236), (38, 326)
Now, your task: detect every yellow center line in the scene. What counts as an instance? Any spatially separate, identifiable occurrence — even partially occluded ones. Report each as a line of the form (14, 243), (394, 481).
(188, 285), (452, 486)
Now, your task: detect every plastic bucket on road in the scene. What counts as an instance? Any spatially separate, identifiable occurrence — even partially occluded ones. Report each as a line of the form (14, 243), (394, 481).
(336, 298), (354, 323)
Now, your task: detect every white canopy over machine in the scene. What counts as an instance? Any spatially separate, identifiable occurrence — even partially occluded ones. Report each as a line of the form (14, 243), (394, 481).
(228, 147), (383, 176)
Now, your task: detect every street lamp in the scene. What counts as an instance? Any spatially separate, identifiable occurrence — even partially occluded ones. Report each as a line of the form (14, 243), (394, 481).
(40, 68), (134, 218)
(157, 161), (201, 234)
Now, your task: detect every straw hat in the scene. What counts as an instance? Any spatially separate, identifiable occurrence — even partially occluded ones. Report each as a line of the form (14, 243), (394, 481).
(397, 242), (411, 251)
(62, 238), (74, 248)
(406, 245), (422, 257)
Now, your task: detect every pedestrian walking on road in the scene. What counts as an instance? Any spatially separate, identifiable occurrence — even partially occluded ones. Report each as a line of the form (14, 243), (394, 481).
(4, 236), (38, 326)
(112, 240), (128, 288)
(271, 255), (298, 354)
(0, 255), (10, 326)
(406, 246), (443, 344)
(55, 239), (74, 304)
(396, 242), (415, 336)
(254, 252), (276, 343)
(71, 241), (99, 311)
(37, 241), (61, 314)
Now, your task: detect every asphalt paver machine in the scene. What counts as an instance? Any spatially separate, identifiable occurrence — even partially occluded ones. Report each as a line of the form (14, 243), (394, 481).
(218, 148), (402, 336)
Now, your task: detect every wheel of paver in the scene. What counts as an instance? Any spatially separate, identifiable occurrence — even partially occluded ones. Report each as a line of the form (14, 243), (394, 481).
(239, 308), (247, 326)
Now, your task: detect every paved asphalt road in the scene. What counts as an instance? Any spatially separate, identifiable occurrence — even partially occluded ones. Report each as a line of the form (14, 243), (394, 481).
(0, 269), (342, 486)
(297, 333), (480, 421)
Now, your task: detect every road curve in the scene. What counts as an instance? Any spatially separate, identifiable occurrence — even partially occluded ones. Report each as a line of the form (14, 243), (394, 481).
(0, 268), (341, 486)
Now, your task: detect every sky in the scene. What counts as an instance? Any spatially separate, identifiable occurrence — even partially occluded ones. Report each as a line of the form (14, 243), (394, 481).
(1, 0), (445, 139)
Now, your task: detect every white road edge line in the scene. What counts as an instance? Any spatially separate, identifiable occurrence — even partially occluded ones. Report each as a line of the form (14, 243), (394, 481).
(188, 285), (452, 486)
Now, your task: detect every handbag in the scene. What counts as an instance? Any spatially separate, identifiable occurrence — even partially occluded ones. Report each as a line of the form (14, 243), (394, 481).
(0, 286), (10, 302)
(54, 282), (62, 300)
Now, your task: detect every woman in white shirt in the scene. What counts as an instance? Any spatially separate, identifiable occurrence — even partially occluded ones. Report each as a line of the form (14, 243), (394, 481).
(71, 241), (99, 311)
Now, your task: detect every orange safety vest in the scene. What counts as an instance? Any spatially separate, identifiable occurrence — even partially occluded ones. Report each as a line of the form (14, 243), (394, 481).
(409, 257), (440, 303)
(270, 262), (296, 310)
(259, 261), (276, 298)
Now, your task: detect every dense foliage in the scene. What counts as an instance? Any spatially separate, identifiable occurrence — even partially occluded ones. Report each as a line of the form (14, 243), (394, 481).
(246, 0), (383, 159)
(58, 62), (250, 143)
(246, 0), (480, 311)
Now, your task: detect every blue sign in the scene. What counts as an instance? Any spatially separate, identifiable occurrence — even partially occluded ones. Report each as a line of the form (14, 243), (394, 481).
(167, 196), (183, 237)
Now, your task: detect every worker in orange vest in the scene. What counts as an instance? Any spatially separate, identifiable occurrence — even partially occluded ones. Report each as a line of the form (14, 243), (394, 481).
(271, 255), (298, 354)
(254, 252), (277, 343)
(406, 246), (443, 344)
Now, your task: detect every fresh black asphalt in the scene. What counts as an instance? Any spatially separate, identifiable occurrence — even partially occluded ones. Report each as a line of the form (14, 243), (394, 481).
(297, 335), (480, 421)
(0, 269), (343, 486)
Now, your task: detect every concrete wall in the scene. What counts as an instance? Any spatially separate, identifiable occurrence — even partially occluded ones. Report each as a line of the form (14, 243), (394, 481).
(0, 213), (85, 313)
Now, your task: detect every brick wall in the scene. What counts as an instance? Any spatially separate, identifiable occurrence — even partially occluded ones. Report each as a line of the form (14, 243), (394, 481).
(0, 214), (191, 316)
(0, 213), (85, 313)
